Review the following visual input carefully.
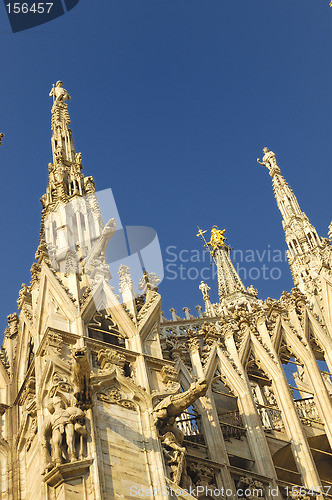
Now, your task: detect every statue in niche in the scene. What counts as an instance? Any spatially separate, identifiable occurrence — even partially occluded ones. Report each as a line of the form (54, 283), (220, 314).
(153, 379), (208, 486)
(43, 395), (87, 472)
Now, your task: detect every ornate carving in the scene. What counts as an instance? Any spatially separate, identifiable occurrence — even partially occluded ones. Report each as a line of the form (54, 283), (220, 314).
(83, 218), (116, 283)
(5, 313), (19, 339)
(186, 461), (215, 490)
(84, 176), (95, 194)
(97, 348), (126, 373)
(30, 263), (41, 288)
(161, 365), (178, 384)
(187, 329), (200, 353)
(72, 347), (91, 408)
(96, 388), (136, 411)
(164, 336), (186, 361)
(64, 250), (79, 275)
(42, 331), (63, 357)
(118, 264), (134, 295)
(153, 379), (208, 486)
(138, 271), (160, 293)
(43, 396), (87, 472)
(137, 290), (159, 323)
(17, 283), (32, 310)
(247, 285), (258, 297)
(49, 372), (73, 398)
(238, 476), (265, 500)
(19, 378), (38, 451)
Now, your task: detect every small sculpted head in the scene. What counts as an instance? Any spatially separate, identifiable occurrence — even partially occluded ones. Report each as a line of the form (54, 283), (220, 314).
(263, 147), (269, 154)
(72, 346), (88, 363)
(56, 81), (63, 87)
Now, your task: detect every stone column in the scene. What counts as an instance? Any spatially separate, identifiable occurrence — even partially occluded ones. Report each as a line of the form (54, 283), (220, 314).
(187, 333), (237, 498)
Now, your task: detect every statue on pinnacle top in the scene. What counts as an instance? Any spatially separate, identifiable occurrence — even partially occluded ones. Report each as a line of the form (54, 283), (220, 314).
(257, 147), (279, 172)
(207, 226), (226, 254)
(49, 81), (71, 103)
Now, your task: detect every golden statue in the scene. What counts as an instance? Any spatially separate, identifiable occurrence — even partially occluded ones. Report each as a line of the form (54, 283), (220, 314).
(207, 226), (226, 254)
(196, 225), (226, 255)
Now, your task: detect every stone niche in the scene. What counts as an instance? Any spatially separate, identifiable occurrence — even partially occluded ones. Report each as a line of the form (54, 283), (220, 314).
(95, 384), (153, 498)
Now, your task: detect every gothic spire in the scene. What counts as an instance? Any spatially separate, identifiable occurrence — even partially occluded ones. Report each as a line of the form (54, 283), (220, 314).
(198, 226), (258, 311)
(36, 82), (105, 297)
(40, 81), (96, 214)
(258, 147), (325, 293)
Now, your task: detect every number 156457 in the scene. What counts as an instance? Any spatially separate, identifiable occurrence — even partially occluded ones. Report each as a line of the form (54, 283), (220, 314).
(6, 3), (53, 14)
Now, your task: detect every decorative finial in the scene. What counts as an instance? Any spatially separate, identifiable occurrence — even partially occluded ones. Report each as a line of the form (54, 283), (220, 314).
(138, 271), (160, 293)
(0, 132), (4, 146)
(49, 81), (71, 103)
(257, 147), (280, 175)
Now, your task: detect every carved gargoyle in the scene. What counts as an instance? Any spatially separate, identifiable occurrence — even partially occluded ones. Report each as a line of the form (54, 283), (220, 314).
(153, 379), (208, 427)
(153, 379), (208, 486)
(72, 347), (91, 408)
(83, 218), (116, 281)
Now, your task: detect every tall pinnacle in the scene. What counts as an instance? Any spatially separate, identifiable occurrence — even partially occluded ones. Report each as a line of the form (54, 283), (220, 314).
(49, 80), (75, 164)
(258, 147), (325, 293)
(40, 81), (96, 214)
(198, 226), (257, 311)
(207, 226), (246, 299)
(37, 82), (105, 289)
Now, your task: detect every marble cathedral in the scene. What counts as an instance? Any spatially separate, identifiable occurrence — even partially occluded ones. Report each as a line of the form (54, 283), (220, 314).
(0, 82), (331, 500)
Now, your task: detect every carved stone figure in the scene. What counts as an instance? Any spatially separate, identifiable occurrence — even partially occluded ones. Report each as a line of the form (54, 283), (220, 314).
(257, 147), (278, 172)
(199, 281), (216, 317)
(153, 379), (208, 486)
(72, 347), (91, 407)
(43, 396), (87, 471)
(49, 81), (71, 103)
(83, 218), (116, 280)
(199, 281), (211, 301)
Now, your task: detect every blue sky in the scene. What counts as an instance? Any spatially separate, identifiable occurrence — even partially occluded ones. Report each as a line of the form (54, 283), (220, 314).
(0, 0), (331, 335)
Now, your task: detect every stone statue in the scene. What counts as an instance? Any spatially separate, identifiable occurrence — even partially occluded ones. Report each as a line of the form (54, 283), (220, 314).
(153, 379), (207, 426)
(153, 379), (208, 486)
(75, 152), (82, 165)
(72, 347), (91, 407)
(199, 281), (216, 317)
(257, 147), (278, 171)
(0, 132), (4, 146)
(199, 281), (211, 301)
(43, 396), (87, 471)
(49, 81), (71, 103)
(83, 218), (116, 279)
